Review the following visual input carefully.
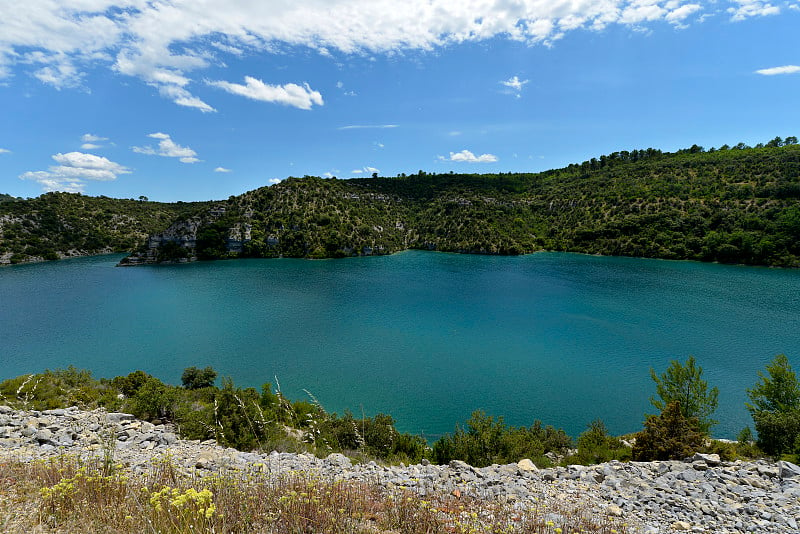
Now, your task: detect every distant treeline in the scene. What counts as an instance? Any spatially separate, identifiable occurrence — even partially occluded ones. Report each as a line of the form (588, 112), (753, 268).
(3, 137), (800, 267)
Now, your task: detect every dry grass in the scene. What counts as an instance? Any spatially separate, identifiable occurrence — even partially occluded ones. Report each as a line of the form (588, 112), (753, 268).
(0, 454), (633, 534)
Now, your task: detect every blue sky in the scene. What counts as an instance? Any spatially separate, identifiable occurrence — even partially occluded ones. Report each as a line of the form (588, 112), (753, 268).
(1, 1), (799, 202)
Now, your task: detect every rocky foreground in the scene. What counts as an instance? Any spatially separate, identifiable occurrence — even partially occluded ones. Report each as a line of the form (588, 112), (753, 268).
(1, 405), (799, 534)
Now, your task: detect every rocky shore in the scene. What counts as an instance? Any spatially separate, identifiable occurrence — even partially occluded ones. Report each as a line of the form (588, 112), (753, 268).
(1, 405), (799, 533)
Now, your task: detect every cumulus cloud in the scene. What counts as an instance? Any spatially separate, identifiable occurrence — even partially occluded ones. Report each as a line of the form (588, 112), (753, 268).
(755, 65), (800, 75)
(208, 76), (323, 110)
(442, 149), (498, 163)
(727, 0), (780, 20)
(268, 178), (282, 184)
(132, 133), (200, 163)
(214, 166), (232, 173)
(4, 1), (773, 111)
(351, 166), (380, 174)
(666, 3), (702, 24)
(501, 75), (529, 97)
(20, 151), (131, 192)
(80, 133), (109, 150)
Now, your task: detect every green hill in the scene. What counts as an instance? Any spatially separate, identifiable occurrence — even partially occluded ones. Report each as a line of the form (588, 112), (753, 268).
(4, 139), (799, 267)
(124, 140), (800, 267)
(0, 193), (209, 264)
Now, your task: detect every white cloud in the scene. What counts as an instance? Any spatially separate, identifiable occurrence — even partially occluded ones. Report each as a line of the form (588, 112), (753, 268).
(82, 133), (108, 143)
(0, 0), (789, 111)
(80, 133), (109, 150)
(666, 4), (702, 24)
(442, 149), (498, 163)
(727, 0), (780, 20)
(0, 148), (10, 154)
(338, 124), (398, 130)
(501, 75), (529, 97)
(214, 166), (232, 173)
(208, 76), (323, 110)
(501, 76), (529, 91)
(20, 151), (131, 192)
(132, 132), (200, 163)
(755, 65), (800, 75)
(268, 178), (282, 184)
(351, 166), (380, 174)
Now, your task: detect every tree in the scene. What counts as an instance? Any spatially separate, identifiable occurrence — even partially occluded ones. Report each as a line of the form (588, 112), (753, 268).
(650, 356), (719, 434)
(181, 366), (217, 390)
(747, 354), (800, 413)
(746, 354), (800, 457)
(633, 401), (704, 461)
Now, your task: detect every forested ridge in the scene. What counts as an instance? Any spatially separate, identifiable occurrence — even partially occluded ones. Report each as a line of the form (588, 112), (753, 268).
(0, 194), (209, 264)
(3, 138), (800, 267)
(146, 139), (800, 267)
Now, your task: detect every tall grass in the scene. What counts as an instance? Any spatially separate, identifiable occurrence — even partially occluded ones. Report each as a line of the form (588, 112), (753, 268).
(0, 454), (634, 534)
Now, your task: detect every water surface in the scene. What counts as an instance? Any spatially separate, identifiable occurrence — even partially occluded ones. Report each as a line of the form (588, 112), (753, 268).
(1, 251), (798, 439)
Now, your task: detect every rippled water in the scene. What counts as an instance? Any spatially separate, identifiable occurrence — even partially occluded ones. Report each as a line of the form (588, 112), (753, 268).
(2, 251), (798, 439)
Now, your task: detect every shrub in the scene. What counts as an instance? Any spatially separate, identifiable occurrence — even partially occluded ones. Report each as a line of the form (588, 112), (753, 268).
(747, 354), (800, 457)
(432, 411), (571, 467)
(649, 356), (718, 434)
(632, 401), (704, 461)
(571, 419), (631, 465)
(181, 366), (217, 390)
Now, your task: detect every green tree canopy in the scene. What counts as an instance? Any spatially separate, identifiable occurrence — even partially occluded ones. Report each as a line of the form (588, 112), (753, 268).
(650, 355), (719, 434)
(181, 366), (218, 390)
(746, 354), (800, 457)
(747, 354), (800, 414)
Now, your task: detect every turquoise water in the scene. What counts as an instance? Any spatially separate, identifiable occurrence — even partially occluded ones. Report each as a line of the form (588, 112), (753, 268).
(1, 251), (798, 440)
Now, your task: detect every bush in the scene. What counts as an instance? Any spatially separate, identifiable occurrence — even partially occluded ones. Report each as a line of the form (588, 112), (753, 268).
(571, 419), (631, 465)
(649, 356), (718, 434)
(181, 366), (217, 390)
(747, 354), (800, 457)
(432, 411), (571, 467)
(632, 401), (704, 461)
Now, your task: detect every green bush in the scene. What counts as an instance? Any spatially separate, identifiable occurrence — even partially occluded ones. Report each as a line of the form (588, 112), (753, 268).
(571, 419), (631, 465)
(181, 366), (217, 390)
(632, 401), (704, 461)
(432, 411), (571, 467)
(747, 354), (800, 457)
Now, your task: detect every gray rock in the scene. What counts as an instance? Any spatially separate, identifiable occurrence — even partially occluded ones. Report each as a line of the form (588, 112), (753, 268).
(778, 460), (800, 479)
(326, 453), (352, 468)
(691, 453), (721, 466)
(106, 412), (135, 423)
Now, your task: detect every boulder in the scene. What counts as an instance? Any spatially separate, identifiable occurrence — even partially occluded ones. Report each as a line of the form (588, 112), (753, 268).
(779, 460), (800, 479)
(326, 453), (352, 468)
(517, 458), (538, 472)
(691, 452), (720, 466)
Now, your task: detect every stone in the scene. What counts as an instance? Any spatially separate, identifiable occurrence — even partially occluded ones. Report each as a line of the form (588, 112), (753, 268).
(0, 406), (12, 414)
(778, 460), (800, 479)
(106, 412), (135, 423)
(671, 521), (692, 530)
(607, 504), (624, 517)
(517, 458), (538, 472)
(326, 453), (352, 468)
(691, 453), (721, 466)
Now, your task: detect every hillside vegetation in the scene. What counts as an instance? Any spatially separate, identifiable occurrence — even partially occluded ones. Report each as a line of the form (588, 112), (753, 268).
(128, 139), (800, 267)
(3, 138), (799, 267)
(0, 194), (208, 264)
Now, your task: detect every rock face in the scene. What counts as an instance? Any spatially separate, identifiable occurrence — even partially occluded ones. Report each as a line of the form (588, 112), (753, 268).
(1, 405), (799, 533)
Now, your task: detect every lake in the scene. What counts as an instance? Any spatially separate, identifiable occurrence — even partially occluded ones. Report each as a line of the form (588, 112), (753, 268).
(1, 251), (798, 440)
